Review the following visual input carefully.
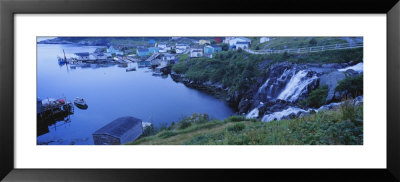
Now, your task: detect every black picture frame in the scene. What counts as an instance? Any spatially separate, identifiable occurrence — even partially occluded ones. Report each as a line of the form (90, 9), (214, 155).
(1, 0), (399, 181)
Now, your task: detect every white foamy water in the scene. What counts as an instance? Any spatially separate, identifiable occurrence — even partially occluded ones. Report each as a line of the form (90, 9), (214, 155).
(277, 70), (318, 102)
(338, 62), (363, 73)
(142, 122), (152, 128)
(246, 108), (259, 119)
(260, 96), (363, 122)
(261, 107), (311, 122)
(257, 79), (270, 93)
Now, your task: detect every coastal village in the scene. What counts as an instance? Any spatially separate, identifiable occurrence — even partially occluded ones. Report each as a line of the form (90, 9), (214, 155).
(57, 37), (254, 71)
(38, 37), (256, 144)
(37, 36), (364, 145)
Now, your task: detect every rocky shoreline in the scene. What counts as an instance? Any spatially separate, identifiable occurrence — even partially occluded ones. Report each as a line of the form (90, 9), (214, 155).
(170, 72), (238, 110)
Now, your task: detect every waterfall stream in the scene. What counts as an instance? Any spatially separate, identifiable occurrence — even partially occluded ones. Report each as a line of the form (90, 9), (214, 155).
(276, 70), (318, 102)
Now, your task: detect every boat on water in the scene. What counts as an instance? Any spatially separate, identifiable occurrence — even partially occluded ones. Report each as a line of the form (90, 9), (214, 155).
(152, 71), (163, 76)
(74, 97), (88, 109)
(37, 97), (74, 122)
(57, 56), (67, 64)
(126, 67), (136, 72)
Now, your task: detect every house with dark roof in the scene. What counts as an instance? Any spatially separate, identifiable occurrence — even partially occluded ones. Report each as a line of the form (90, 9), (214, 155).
(148, 39), (156, 46)
(190, 49), (203, 58)
(212, 45), (222, 52)
(136, 48), (150, 57)
(107, 46), (124, 56)
(235, 41), (250, 50)
(92, 116), (143, 145)
(224, 37), (252, 47)
(74, 52), (90, 61)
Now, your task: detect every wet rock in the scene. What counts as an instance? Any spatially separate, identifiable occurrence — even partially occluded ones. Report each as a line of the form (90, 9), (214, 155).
(344, 69), (359, 77)
(289, 113), (297, 119)
(238, 98), (252, 114)
(319, 71), (346, 103)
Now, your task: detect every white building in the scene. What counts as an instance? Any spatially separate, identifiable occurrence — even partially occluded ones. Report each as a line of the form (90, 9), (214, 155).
(95, 53), (107, 60)
(260, 37), (270, 43)
(176, 48), (186, 54)
(162, 53), (176, 61)
(159, 49), (168, 53)
(175, 44), (188, 50)
(190, 49), (203, 57)
(157, 44), (167, 49)
(74, 52), (90, 61)
(224, 37), (251, 46)
(88, 54), (97, 61)
(236, 42), (249, 50)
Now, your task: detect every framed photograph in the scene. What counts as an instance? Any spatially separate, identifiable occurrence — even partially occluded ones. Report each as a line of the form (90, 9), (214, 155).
(1, 0), (399, 181)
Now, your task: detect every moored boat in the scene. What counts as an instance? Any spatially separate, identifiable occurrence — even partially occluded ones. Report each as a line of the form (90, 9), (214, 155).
(126, 67), (136, 72)
(74, 97), (88, 109)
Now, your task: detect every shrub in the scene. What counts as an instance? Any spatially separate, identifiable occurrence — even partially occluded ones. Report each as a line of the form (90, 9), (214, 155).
(301, 86), (328, 108)
(227, 123), (246, 132)
(159, 131), (177, 138)
(224, 115), (245, 122)
(336, 74), (363, 98)
(309, 38), (317, 46)
(142, 124), (157, 137)
(340, 100), (358, 122)
(172, 62), (188, 74)
(179, 120), (192, 129)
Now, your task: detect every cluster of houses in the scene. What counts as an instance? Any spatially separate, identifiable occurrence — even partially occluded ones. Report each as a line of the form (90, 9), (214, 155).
(70, 37), (270, 64)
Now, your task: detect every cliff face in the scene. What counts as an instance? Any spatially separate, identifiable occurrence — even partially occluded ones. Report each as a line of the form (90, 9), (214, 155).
(244, 61), (363, 122)
(171, 60), (363, 122)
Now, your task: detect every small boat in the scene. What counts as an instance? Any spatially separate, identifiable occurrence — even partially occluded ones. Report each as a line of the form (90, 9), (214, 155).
(57, 56), (67, 64)
(152, 72), (162, 76)
(126, 67), (136, 72)
(74, 97), (88, 109)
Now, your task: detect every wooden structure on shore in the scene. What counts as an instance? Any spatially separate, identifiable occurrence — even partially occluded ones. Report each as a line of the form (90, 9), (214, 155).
(92, 116), (143, 145)
(37, 97), (74, 121)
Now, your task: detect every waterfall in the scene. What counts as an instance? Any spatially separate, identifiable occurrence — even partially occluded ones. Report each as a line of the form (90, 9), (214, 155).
(246, 108), (259, 119)
(257, 79), (270, 94)
(267, 85), (274, 98)
(338, 62), (363, 73)
(276, 70), (318, 102)
(261, 96), (363, 122)
(278, 69), (293, 81)
(261, 107), (311, 122)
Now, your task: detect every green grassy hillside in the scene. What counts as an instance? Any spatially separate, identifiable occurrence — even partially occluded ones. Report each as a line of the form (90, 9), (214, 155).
(250, 37), (358, 50)
(128, 101), (363, 145)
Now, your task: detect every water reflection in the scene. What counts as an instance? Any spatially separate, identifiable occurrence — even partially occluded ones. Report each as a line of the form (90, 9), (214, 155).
(37, 44), (234, 145)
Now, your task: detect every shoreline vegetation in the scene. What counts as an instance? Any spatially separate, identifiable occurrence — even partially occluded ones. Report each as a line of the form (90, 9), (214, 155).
(128, 101), (363, 145)
(38, 37), (363, 145)
(135, 47), (364, 145)
(171, 48), (363, 110)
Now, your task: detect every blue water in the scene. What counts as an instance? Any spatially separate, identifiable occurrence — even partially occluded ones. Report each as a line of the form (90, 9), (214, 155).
(37, 44), (234, 145)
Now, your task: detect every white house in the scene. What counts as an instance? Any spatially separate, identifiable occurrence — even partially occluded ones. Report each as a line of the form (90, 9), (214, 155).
(175, 44), (188, 50)
(75, 52), (90, 61)
(94, 53), (107, 60)
(190, 49), (203, 57)
(236, 42), (250, 50)
(107, 46), (124, 56)
(176, 48), (186, 54)
(162, 53), (176, 61)
(88, 54), (97, 61)
(157, 43), (170, 50)
(260, 37), (270, 43)
(224, 37), (251, 46)
(159, 49), (168, 53)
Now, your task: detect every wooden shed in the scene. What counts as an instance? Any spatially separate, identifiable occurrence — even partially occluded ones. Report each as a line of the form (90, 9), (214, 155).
(92, 116), (143, 145)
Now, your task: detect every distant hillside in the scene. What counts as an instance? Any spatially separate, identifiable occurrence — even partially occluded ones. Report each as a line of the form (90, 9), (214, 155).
(249, 37), (363, 50)
(37, 37), (173, 46)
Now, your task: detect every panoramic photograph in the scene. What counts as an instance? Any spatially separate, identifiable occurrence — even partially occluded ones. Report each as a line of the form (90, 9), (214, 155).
(36, 36), (363, 145)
